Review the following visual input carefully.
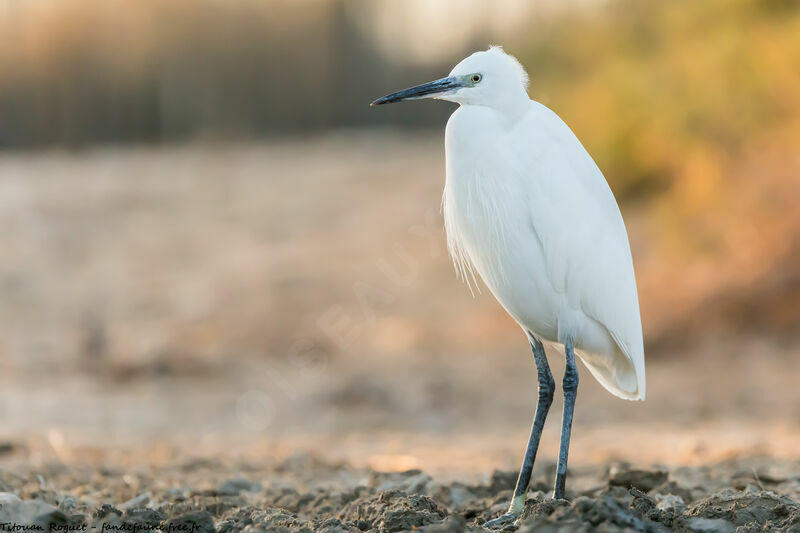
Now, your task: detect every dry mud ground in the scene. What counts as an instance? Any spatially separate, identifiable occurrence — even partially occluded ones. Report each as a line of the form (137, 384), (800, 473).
(1, 454), (800, 532)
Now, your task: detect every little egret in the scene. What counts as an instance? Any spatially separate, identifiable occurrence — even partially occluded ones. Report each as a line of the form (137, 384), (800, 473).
(371, 46), (645, 526)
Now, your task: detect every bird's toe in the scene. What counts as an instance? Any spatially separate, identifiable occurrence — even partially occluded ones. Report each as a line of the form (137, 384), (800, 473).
(483, 512), (519, 529)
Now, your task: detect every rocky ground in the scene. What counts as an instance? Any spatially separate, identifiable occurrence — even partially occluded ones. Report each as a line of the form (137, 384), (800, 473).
(1, 455), (799, 532)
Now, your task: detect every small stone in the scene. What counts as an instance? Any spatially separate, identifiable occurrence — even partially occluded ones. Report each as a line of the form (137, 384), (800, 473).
(655, 494), (686, 513)
(59, 495), (78, 513)
(0, 499), (68, 528)
(686, 517), (734, 533)
(0, 493), (22, 507)
(120, 492), (151, 510)
(218, 478), (262, 496)
(166, 487), (188, 501)
(33, 505), (69, 529)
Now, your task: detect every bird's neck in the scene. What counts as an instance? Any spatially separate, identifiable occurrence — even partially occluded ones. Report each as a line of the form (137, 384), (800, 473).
(473, 93), (530, 126)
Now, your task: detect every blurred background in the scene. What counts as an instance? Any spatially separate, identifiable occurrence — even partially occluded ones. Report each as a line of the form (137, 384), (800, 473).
(0, 0), (798, 474)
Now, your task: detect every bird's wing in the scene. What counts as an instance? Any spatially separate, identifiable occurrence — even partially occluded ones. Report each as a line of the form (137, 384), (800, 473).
(516, 102), (646, 400)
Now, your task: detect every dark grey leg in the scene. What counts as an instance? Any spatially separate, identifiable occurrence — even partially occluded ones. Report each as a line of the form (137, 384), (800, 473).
(510, 335), (555, 509)
(485, 334), (554, 528)
(553, 338), (578, 500)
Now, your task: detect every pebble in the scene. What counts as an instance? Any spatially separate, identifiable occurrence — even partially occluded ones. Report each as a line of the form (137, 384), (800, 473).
(0, 497), (68, 528)
(218, 478), (263, 496)
(119, 491), (152, 510)
(655, 493), (686, 512)
(686, 517), (735, 533)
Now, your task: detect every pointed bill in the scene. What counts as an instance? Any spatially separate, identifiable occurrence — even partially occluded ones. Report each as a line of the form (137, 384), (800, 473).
(370, 76), (464, 106)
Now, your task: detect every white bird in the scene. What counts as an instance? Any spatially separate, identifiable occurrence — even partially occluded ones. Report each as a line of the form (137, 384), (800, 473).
(372, 46), (645, 526)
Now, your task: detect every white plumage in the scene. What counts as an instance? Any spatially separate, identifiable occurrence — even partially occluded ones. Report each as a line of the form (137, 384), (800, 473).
(371, 45), (645, 513)
(440, 47), (645, 400)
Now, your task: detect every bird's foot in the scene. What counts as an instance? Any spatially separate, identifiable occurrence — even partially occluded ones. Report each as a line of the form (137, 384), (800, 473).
(484, 512), (519, 529)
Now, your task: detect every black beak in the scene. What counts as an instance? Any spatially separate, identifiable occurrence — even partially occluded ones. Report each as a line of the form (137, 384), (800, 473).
(370, 76), (462, 106)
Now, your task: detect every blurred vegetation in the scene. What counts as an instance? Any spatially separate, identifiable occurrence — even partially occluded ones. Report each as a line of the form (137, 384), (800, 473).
(1, 0), (798, 203)
(513, 0), (800, 201)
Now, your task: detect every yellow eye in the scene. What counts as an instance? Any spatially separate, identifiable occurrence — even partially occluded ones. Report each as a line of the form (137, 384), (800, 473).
(471, 74), (482, 83)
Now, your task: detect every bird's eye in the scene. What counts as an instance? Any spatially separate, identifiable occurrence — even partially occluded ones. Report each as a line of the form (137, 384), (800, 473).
(471, 74), (482, 83)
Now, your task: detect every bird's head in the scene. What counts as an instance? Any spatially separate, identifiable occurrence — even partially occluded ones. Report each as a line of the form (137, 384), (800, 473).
(371, 46), (530, 110)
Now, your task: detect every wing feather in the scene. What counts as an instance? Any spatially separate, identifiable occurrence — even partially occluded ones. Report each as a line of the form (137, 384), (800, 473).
(518, 102), (646, 400)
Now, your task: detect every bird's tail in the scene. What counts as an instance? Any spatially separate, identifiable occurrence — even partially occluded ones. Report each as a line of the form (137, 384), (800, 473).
(577, 346), (645, 401)
(546, 341), (645, 401)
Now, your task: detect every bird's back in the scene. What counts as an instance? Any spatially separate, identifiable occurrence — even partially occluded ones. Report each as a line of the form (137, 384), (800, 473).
(444, 100), (646, 401)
